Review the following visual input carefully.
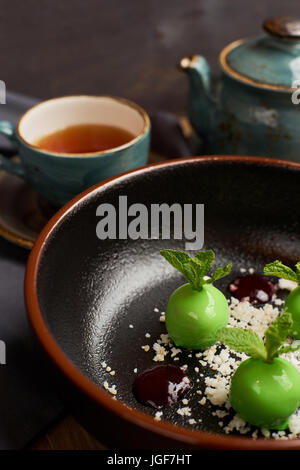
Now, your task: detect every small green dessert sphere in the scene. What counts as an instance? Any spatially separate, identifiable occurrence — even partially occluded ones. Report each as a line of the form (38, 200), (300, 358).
(165, 283), (228, 350)
(230, 357), (300, 430)
(284, 286), (300, 339)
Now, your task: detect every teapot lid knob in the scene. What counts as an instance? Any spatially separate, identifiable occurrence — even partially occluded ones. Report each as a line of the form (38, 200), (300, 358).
(263, 16), (300, 39)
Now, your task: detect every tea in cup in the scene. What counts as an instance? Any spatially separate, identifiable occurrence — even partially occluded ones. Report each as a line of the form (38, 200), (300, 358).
(0, 95), (150, 206)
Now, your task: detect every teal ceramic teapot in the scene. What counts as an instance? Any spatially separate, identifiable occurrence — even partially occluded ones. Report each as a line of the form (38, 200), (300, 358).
(180, 17), (300, 160)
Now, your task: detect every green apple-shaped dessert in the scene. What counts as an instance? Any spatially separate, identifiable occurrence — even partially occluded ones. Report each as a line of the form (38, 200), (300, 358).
(218, 311), (300, 430)
(264, 260), (300, 339)
(160, 249), (231, 349)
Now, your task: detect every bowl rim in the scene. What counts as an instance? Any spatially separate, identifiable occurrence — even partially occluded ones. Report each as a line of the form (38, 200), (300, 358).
(25, 155), (300, 450)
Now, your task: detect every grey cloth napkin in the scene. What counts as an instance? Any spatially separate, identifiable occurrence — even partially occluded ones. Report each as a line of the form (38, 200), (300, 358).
(0, 237), (64, 449)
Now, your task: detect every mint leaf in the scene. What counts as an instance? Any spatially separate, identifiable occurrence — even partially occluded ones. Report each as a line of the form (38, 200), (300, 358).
(189, 252), (215, 290)
(208, 263), (232, 284)
(295, 262), (300, 281)
(277, 343), (300, 355)
(160, 249), (232, 291)
(263, 261), (298, 283)
(160, 249), (200, 289)
(194, 250), (215, 276)
(181, 261), (198, 290)
(217, 327), (267, 361)
(160, 249), (191, 275)
(264, 310), (293, 362)
(188, 258), (205, 290)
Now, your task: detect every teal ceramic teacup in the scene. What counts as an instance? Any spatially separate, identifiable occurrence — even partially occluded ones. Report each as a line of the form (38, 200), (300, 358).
(0, 95), (150, 207)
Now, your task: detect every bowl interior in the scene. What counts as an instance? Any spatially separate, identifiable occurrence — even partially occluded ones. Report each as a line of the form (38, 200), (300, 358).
(35, 158), (300, 441)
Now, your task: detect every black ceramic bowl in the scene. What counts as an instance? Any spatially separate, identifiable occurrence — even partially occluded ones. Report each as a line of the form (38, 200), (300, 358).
(25, 156), (300, 450)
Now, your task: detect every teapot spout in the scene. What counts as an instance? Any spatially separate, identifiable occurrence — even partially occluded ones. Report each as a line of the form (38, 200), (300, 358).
(179, 55), (212, 139)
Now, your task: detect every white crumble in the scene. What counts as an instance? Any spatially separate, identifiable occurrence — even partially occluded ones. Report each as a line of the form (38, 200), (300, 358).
(212, 409), (229, 418)
(288, 411), (300, 436)
(199, 397), (206, 405)
(240, 268), (246, 273)
(159, 333), (170, 345)
(154, 307), (159, 313)
(224, 415), (250, 435)
(182, 398), (189, 405)
(194, 367), (199, 373)
(103, 381), (117, 396)
(177, 407), (192, 417)
(159, 315), (166, 322)
(133, 368), (138, 373)
(106, 366), (111, 372)
(142, 345), (150, 352)
(278, 278), (298, 291)
(129, 324), (134, 329)
(248, 268), (255, 274)
(110, 370), (115, 376)
(154, 411), (163, 421)
(101, 361), (107, 368)
(171, 347), (182, 358)
(153, 342), (168, 362)
(261, 428), (270, 438)
(145, 333), (151, 338)
(189, 419), (196, 425)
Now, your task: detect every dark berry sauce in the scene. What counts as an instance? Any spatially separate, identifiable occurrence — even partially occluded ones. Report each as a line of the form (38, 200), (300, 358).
(132, 364), (191, 409)
(229, 273), (275, 305)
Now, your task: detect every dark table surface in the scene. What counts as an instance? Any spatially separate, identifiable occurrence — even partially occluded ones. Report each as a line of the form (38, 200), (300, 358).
(1, 0), (299, 114)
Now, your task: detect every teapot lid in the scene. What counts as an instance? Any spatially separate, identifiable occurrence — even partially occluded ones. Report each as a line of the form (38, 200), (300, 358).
(220, 17), (300, 91)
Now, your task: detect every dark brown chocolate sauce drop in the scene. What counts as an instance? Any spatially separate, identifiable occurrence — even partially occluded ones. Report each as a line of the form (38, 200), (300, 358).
(132, 364), (191, 409)
(229, 273), (275, 305)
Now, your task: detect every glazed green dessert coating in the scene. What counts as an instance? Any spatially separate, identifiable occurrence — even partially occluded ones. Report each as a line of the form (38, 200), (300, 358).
(165, 283), (228, 350)
(264, 260), (300, 339)
(218, 311), (300, 430)
(230, 357), (300, 430)
(160, 249), (231, 350)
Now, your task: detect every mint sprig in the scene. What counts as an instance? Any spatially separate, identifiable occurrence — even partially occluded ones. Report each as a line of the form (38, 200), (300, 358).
(160, 249), (232, 291)
(277, 344), (300, 355)
(264, 309), (292, 362)
(217, 310), (297, 363)
(217, 328), (267, 361)
(263, 260), (299, 284)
